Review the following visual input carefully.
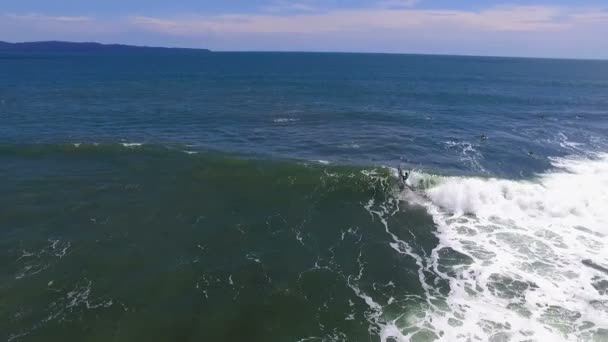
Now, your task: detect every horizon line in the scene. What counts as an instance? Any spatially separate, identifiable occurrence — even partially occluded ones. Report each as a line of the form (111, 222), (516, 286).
(2, 40), (607, 62)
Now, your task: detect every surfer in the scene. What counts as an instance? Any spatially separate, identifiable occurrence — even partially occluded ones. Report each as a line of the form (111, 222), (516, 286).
(397, 165), (409, 189)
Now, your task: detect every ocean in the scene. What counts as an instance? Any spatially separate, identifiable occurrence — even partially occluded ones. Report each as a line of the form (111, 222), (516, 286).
(1, 52), (607, 342)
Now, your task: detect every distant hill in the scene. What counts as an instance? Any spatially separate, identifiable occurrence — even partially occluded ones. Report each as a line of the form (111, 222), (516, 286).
(0, 41), (211, 53)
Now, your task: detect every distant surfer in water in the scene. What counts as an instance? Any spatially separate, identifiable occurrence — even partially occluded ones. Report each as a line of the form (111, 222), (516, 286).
(397, 165), (409, 189)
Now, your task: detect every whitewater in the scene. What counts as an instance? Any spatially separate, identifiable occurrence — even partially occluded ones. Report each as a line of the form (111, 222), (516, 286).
(373, 153), (608, 341)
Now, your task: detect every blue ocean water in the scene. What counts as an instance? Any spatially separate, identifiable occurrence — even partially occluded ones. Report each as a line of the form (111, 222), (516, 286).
(2, 53), (607, 175)
(1, 52), (608, 342)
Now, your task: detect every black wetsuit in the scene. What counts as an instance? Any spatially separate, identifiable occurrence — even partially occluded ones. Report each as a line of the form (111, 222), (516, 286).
(397, 167), (409, 189)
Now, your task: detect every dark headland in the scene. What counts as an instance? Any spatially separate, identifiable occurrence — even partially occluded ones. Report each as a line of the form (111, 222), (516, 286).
(0, 41), (211, 53)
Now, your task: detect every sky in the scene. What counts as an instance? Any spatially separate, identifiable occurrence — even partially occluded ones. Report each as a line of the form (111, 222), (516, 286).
(1, 0), (607, 58)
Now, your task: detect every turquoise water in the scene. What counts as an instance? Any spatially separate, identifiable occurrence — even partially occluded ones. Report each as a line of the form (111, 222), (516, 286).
(1, 53), (608, 341)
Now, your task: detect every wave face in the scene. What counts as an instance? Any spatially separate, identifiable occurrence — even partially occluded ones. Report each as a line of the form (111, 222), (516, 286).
(1, 144), (606, 342)
(1, 144), (407, 342)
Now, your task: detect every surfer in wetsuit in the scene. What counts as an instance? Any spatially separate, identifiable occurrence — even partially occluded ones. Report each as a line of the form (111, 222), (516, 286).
(397, 165), (409, 189)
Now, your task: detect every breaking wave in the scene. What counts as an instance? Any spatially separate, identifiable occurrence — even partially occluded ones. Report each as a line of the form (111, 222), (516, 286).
(382, 153), (608, 341)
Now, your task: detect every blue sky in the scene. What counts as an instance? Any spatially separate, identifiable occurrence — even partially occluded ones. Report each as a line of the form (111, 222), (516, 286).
(1, 0), (607, 58)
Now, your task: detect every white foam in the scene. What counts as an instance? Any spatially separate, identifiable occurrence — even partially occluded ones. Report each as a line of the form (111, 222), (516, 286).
(120, 142), (142, 148)
(273, 118), (299, 123)
(14, 239), (72, 280)
(426, 153), (608, 235)
(555, 132), (585, 153)
(444, 140), (486, 173)
(411, 153), (608, 341)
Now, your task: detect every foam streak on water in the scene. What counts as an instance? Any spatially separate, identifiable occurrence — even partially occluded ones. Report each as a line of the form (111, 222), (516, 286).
(412, 153), (608, 341)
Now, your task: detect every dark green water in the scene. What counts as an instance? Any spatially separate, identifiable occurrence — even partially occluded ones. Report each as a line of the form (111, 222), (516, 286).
(2, 144), (442, 341)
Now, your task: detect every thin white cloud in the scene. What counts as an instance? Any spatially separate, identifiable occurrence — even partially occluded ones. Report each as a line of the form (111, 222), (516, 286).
(6, 13), (92, 22)
(262, 1), (318, 13)
(263, 0), (420, 13)
(378, 0), (420, 9)
(127, 5), (574, 35)
(570, 9), (608, 22)
(0, 13), (122, 42)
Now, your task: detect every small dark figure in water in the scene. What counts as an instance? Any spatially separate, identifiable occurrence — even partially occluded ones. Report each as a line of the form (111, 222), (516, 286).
(480, 134), (488, 141)
(397, 165), (409, 189)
